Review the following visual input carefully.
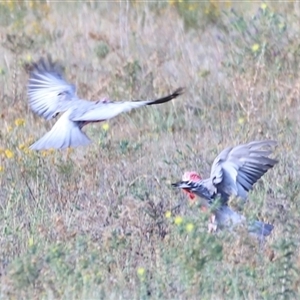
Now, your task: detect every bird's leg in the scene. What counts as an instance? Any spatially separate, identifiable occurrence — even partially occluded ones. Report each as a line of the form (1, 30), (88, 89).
(208, 214), (218, 233)
(199, 206), (217, 233)
(96, 97), (111, 104)
(101, 97), (111, 103)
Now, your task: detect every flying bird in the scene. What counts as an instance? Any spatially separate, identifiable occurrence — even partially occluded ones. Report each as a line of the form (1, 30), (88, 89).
(172, 140), (278, 237)
(27, 56), (184, 150)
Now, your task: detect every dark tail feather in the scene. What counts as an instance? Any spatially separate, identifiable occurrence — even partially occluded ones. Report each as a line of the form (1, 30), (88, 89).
(248, 220), (274, 237)
(144, 87), (185, 105)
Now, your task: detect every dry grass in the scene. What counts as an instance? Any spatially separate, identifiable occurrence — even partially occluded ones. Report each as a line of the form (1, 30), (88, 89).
(0, 1), (300, 299)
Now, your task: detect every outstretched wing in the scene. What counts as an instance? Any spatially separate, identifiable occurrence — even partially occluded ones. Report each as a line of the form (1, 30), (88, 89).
(70, 88), (184, 122)
(27, 56), (78, 120)
(210, 140), (278, 200)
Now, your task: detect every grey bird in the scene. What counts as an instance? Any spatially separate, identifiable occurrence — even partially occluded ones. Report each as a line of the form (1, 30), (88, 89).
(27, 57), (184, 150)
(172, 140), (278, 238)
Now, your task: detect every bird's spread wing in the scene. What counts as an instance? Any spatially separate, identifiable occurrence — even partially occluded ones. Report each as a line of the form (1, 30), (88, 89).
(29, 113), (90, 150)
(70, 88), (184, 122)
(210, 140), (278, 200)
(28, 56), (78, 120)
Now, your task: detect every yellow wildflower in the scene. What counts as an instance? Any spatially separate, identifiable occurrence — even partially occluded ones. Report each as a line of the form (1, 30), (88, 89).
(251, 43), (260, 52)
(41, 150), (48, 157)
(0, 166), (4, 172)
(29, 1), (35, 8)
(19, 143), (31, 155)
(238, 117), (245, 125)
(5, 149), (14, 159)
(41, 149), (55, 157)
(31, 22), (42, 35)
(261, 3), (267, 10)
(18, 143), (26, 150)
(137, 267), (145, 276)
(6, 0), (15, 11)
(174, 216), (183, 225)
(188, 4), (197, 11)
(28, 237), (34, 247)
(102, 123), (109, 131)
(186, 223), (194, 232)
(165, 211), (172, 218)
(67, 147), (73, 155)
(225, 1), (231, 8)
(15, 118), (25, 127)
(26, 54), (32, 62)
(6, 126), (13, 133)
(26, 137), (35, 145)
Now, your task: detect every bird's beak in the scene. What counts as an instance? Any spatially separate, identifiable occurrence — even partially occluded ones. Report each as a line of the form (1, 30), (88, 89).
(172, 181), (196, 200)
(171, 181), (191, 189)
(171, 181), (182, 188)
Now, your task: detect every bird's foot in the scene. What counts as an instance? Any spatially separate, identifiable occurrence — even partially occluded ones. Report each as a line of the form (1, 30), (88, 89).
(95, 97), (111, 104)
(100, 97), (111, 103)
(208, 214), (218, 233)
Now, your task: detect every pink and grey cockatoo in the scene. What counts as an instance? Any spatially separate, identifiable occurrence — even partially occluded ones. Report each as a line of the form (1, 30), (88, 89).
(27, 56), (184, 150)
(172, 140), (278, 237)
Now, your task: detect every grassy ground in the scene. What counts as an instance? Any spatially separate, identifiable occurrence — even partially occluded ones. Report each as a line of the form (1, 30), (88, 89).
(0, 1), (300, 299)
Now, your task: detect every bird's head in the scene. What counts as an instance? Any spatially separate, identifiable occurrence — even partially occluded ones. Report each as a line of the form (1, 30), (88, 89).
(182, 171), (202, 182)
(172, 171), (202, 201)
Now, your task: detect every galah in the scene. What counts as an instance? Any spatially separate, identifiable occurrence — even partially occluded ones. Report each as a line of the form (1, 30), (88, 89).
(27, 56), (184, 150)
(172, 140), (278, 237)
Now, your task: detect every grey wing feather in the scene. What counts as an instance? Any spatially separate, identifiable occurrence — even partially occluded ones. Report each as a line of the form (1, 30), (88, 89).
(210, 140), (278, 200)
(70, 101), (149, 122)
(71, 88), (184, 122)
(28, 56), (78, 120)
